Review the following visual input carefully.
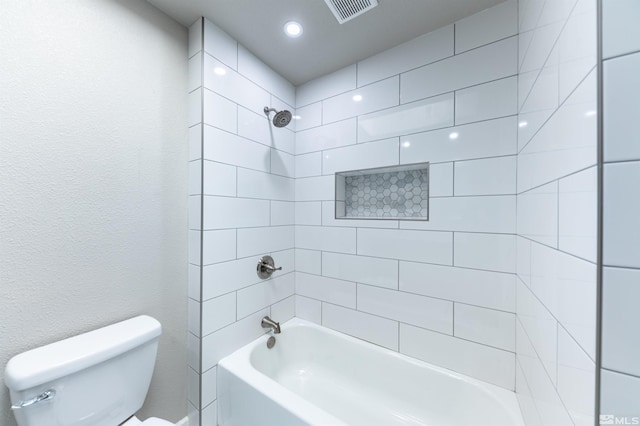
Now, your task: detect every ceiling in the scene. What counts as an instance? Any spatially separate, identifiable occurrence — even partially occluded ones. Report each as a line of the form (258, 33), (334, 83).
(147, 0), (506, 86)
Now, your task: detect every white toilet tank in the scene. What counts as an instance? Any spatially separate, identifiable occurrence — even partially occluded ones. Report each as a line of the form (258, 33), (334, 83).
(4, 315), (162, 426)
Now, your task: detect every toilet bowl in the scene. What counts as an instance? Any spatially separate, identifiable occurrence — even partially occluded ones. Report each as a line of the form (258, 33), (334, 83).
(123, 415), (176, 426)
(4, 316), (176, 426)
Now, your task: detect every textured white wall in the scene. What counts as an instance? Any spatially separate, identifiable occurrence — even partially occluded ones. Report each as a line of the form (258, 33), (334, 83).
(0, 1), (188, 424)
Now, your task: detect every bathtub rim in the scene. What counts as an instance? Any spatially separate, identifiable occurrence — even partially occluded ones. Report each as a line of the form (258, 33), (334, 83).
(218, 317), (524, 426)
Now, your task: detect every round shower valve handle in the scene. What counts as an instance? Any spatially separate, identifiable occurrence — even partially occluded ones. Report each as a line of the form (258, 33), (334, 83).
(257, 255), (282, 279)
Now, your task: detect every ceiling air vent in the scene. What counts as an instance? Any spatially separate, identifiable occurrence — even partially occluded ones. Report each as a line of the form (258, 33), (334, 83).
(323, 0), (379, 24)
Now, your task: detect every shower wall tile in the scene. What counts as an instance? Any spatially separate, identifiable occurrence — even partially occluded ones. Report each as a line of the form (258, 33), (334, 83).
(454, 303), (515, 351)
(236, 272), (295, 319)
(202, 229), (236, 265)
(188, 195), (201, 230)
(454, 76), (518, 125)
(400, 323), (515, 390)
(602, 0), (640, 59)
(191, 19), (298, 424)
(357, 93), (454, 143)
(201, 308), (269, 371)
(201, 367), (217, 410)
(603, 53), (640, 162)
(203, 89), (237, 133)
(602, 267), (640, 377)
(237, 106), (270, 147)
(188, 89), (202, 127)
(294, 201), (321, 225)
(188, 18), (203, 59)
(202, 293), (236, 336)
(322, 252), (398, 290)
(454, 233), (516, 273)
(399, 195), (516, 234)
(603, 161), (640, 268)
(295, 295), (322, 324)
(517, 181), (558, 248)
(188, 52), (202, 93)
(202, 257), (262, 300)
(296, 118), (356, 154)
(600, 369), (640, 418)
(295, 102), (322, 131)
(271, 295), (295, 323)
(399, 116), (517, 164)
(203, 54), (269, 116)
(558, 166), (597, 262)
(204, 126), (270, 173)
(357, 229), (453, 265)
(236, 225), (295, 258)
(295, 272), (356, 308)
(400, 261), (516, 312)
(237, 168), (294, 201)
(296, 64), (356, 108)
(516, 0), (597, 421)
(202, 196), (269, 230)
(322, 76), (399, 124)
(203, 161), (236, 197)
(400, 36), (517, 103)
(294, 249), (321, 275)
(321, 138), (399, 175)
(294, 175), (334, 201)
(357, 25), (454, 87)
(188, 125), (201, 161)
(271, 149), (295, 178)
(357, 284), (453, 334)
(270, 201), (295, 226)
(293, 14), (520, 391)
(188, 160), (201, 196)
(295, 225), (356, 254)
(322, 302), (399, 350)
(238, 45), (295, 107)
(454, 0), (518, 54)
(556, 326), (595, 425)
(454, 156), (517, 196)
(429, 163), (454, 197)
(203, 18), (237, 69)
(295, 152), (322, 178)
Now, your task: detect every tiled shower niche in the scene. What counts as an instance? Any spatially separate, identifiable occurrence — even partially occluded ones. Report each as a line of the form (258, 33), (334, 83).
(335, 163), (429, 220)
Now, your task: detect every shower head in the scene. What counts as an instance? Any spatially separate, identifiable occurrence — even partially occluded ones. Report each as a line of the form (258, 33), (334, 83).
(264, 107), (292, 128)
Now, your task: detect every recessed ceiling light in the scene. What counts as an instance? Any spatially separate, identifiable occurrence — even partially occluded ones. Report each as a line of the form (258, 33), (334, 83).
(352, 94), (363, 102)
(449, 132), (459, 140)
(284, 21), (303, 38)
(213, 67), (226, 76)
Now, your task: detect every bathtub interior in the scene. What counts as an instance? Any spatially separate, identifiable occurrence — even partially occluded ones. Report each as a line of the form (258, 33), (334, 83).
(224, 319), (525, 426)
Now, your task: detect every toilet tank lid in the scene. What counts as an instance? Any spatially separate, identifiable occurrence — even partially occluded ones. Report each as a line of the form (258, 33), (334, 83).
(4, 315), (161, 392)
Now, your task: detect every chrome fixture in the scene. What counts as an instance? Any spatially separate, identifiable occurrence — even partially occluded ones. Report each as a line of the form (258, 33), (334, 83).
(264, 107), (292, 128)
(11, 389), (56, 410)
(266, 336), (276, 349)
(261, 316), (281, 334)
(256, 255), (282, 279)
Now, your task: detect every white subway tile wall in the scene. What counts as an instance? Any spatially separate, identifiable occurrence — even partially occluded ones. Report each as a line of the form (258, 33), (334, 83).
(188, 18), (296, 423)
(186, 2), (614, 423)
(516, 0), (598, 424)
(292, 1), (519, 392)
(601, 0), (640, 420)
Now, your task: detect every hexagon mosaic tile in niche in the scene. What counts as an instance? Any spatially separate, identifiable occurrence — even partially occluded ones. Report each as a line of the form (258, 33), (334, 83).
(343, 168), (428, 219)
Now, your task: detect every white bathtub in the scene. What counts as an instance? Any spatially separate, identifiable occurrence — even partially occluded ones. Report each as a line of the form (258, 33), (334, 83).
(218, 318), (524, 426)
